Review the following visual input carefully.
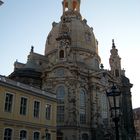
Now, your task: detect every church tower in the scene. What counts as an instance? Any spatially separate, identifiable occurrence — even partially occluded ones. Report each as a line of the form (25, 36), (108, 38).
(8, 1), (136, 140)
(109, 39), (121, 77)
(43, 0), (102, 139)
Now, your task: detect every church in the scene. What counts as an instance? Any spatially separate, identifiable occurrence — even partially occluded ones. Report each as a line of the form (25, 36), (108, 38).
(0, 0), (136, 140)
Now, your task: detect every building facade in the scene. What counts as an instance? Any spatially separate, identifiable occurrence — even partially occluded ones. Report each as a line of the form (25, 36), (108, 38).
(133, 108), (140, 140)
(0, 75), (56, 140)
(0, 0), (136, 140)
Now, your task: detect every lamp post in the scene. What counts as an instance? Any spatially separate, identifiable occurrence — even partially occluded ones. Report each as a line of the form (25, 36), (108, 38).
(106, 84), (121, 140)
(0, 0), (4, 6)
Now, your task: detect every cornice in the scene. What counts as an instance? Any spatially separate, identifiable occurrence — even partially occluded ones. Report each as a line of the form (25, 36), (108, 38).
(0, 75), (56, 101)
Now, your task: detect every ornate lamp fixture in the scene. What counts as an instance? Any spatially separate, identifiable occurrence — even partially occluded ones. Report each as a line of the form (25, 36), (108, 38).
(106, 84), (121, 140)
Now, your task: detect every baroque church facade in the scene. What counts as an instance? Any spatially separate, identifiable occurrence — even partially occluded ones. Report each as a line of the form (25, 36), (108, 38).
(2, 0), (135, 140)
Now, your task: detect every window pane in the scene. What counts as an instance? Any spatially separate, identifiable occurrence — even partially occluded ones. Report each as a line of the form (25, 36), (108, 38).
(57, 106), (64, 122)
(56, 86), (65, 123)
(80, 90), (86, 107)
(4, 93), (13, 112)
(59, 50), (64, 58)
(56, 86), (65, 101)
(80, 113), (86, 124)
(4, 128), (12, 140)
(46, 104), (51, 120)
(34, 132), (40, 140)
(80, 90), (86, 124)
(20, 130), (27, 140)
(20, 97), (27, 115)
(34, 101), (40, 118)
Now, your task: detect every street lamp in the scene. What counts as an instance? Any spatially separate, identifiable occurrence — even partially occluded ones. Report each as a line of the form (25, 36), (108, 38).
(0, 0), (4, 6)
(106, 84), (121, 140)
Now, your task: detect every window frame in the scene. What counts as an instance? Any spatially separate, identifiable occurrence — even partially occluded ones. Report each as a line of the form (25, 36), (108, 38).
(57, 105), (65, 123)
(56, 85), (66, 123)
(20, 96), (28, 116)
(4, 92), (14, 113)
(59, 50), (65, 59)
(33, 131), (40, 140)
(33, 100), (40, 118)
(3, 127), (13, 140)
(19, 129), (27, 140)
(79, 89), (86, 124)
(80, 90), (86, 108)
(56, 86), (65, 103)
(45, 104), (52, 120)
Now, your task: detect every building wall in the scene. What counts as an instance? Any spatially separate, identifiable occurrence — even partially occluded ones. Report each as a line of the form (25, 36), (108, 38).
(0, 77), (57, 140)
(133, 108), (140, 140)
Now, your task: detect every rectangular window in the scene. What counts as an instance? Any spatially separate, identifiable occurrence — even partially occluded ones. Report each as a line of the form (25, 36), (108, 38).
(46, 104), (51, 120)
(20, 97), (27, 115)
(33, 101), (40, 118)
(4, 93), (13, 112)
(80, 113), (86, 124)
(80, 109), (86, 124)
(57, 106), (64, 123)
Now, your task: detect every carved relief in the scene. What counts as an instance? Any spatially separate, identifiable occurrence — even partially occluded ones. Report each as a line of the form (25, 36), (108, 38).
(66, 81), (78, 125)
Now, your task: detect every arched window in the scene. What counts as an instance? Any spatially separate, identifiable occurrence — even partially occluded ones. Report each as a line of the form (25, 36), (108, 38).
(33, 131), (40, 140)
(80, 90), (86, 107)
(20, 130), (27, 140)
(80, 89), (86, 124)
(59, 50), (64, 58)
(4, 128), (12, 140)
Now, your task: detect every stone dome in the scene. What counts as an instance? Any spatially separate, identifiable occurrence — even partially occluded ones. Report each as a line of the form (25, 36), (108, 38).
(45, 11), (99, 56)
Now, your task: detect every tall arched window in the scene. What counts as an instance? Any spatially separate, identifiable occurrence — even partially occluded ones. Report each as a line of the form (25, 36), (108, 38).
(80, 90), (86, 107)
(59, 50), (64, 59)
(20, 130), (27, 140)
(56, 86), (65, 102)
(4, 128), (12, 140)
(80, 89), (86, 124)
(56, 86), (65, 123)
